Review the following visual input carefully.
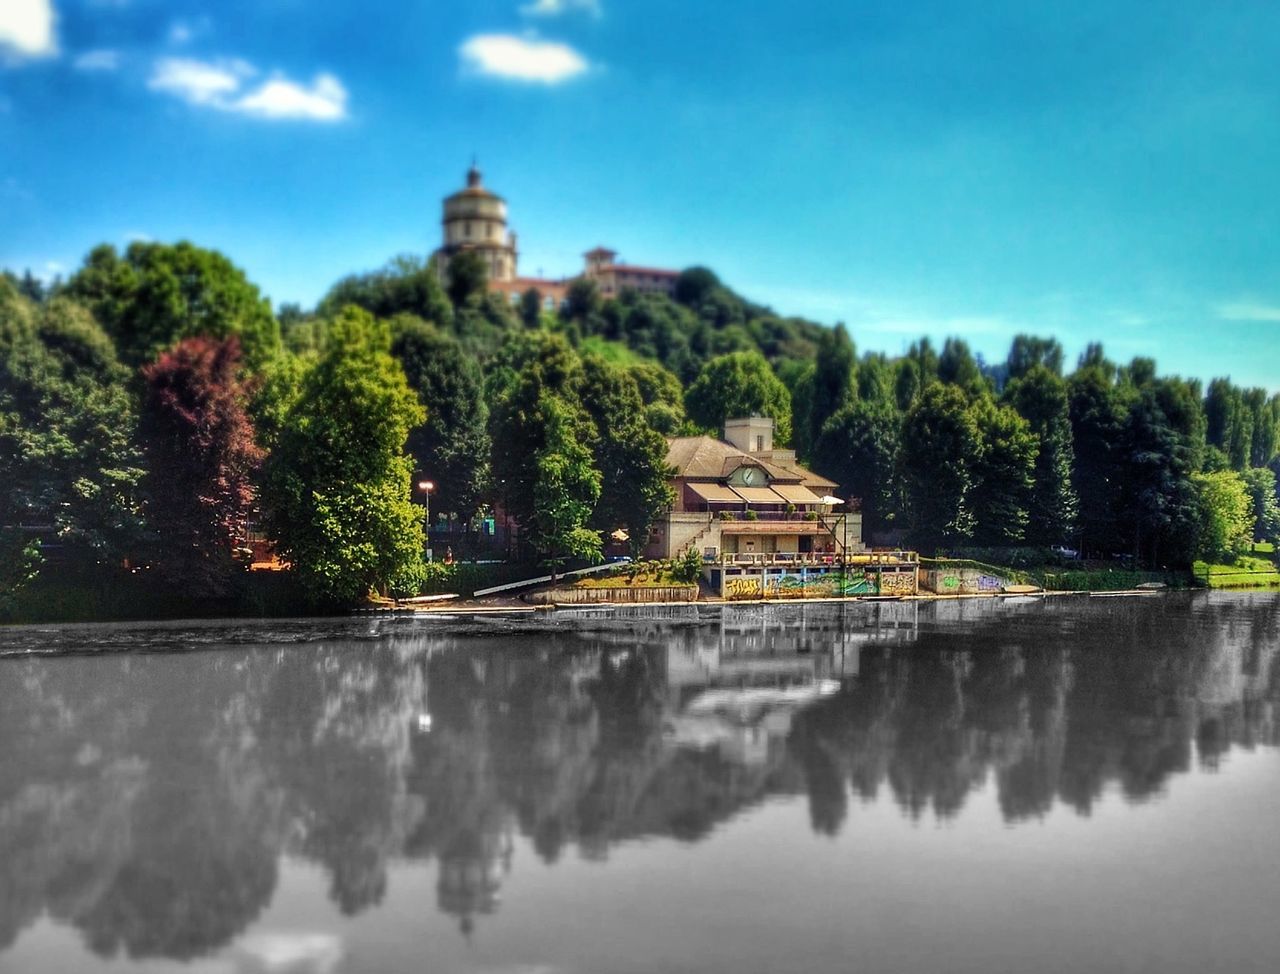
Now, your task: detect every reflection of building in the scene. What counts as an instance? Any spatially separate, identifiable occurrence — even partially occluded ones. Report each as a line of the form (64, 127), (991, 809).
(436, 825), (514, 935)
(433, 165), (680, 310)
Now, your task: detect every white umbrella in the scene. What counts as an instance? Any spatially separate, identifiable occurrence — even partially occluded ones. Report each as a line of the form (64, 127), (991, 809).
(818, 495), (844, 505)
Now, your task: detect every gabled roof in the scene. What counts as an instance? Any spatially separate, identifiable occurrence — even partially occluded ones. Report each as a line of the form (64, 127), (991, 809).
(665, 436), (838, 490)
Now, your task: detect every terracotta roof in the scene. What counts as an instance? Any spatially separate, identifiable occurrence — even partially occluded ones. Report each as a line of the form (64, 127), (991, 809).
(608, 265), (679, 278)
(446, 186), (504, 201)
(665, 435), (836, 489)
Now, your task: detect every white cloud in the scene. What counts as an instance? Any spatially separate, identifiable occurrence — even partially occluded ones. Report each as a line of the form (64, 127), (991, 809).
(1216, 301), (1280, 323)
(149, 56), (249, 105)
(0, 0), (57, 58)
(234, 73), (347, 120)
(147, 57), (347, 121)
(73, 48), (120, 71)
(520, 0), (601, 17)
(169, 23), (193, 44)
(459, 33), (588, 84)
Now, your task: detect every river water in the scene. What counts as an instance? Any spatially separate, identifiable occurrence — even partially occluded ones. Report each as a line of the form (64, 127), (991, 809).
(1, 593), (1277, 974)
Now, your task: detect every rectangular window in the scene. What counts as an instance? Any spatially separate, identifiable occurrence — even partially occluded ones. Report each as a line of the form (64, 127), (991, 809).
(755, 435), (764, 451)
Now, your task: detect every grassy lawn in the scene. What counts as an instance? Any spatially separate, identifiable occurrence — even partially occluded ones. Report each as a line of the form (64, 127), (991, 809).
(1194, 546), (1280, 589)
(572, 561), (695, 589)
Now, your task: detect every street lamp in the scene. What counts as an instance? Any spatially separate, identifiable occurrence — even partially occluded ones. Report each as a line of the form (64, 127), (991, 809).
(418, 480), (435, 561)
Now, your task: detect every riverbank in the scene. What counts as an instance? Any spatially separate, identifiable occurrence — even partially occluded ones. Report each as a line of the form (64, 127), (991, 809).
(392, 586), (1170, 616)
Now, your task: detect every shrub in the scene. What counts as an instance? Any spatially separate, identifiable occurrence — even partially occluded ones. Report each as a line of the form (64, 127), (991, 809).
(744, 509), (759, 521)
(672, 546), (705, 584)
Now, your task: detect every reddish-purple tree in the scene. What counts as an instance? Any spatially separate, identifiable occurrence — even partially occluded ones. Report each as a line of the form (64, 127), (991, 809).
(140, 336), (264, 595)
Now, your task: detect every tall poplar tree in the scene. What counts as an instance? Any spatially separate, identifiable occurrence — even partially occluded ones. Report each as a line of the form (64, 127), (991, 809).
(1003, 365), (1078, 545)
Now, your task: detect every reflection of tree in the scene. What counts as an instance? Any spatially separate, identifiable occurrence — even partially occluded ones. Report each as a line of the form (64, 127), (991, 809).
(256, 647), (422, 916)
(789, 596), (1280, 826)
(0, 653), (280, 961)
(1, 596), (1278, 960)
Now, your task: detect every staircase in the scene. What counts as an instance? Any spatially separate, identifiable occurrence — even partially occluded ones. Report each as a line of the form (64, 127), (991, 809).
(678, 514), (717, 561)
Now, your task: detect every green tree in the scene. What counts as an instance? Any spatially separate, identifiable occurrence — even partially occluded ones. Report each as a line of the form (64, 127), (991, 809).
(856, 353), (895, 404)
(530, 396), (603, 579)
(0, 286), (143, 598)
(317, 254), (453, 329)
(1007, 335), (1065, 380)
(565, 277), (602, 323)
(579, 356), (674, 556)
(899, 384), (981, 547)
(812, 398), (900, 536)
(1067, 364), (1131, 555)
(487, 332), (591, 533)
(263, 308), (425, 605)
(628, 360), (687, 434)
(390, 316), (490, 521)
(444, 251), (488, 309)
(1204, 378), (1252, 470)
(1003, 365), (1078, 544)
(1242, 387), (1279, 468)
(968, 396), (1038, 545)
(1120, 379), (1203, 566)
(1240, 467), (1280, 544)
(65, 241), (280, 370)
(519, 288), (543, 329)
(796, 324), (856, 461)
(674, 267), (721, 307)
(1191, 471), (1254, 560)
(938, 337), (986, 397)
(684, 351), (793, 444)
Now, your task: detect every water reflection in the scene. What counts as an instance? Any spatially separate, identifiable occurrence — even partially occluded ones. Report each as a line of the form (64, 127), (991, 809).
(0, 594), (1277, 961)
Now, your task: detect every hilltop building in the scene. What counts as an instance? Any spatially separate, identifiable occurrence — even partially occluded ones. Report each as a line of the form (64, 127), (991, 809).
(432, 165), (680, 309)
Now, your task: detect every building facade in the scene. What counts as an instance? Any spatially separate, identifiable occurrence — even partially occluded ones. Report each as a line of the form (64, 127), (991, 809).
(434, 163), (518, 285)
(434, 166), (680, 309)
(643, 416), (919, 599)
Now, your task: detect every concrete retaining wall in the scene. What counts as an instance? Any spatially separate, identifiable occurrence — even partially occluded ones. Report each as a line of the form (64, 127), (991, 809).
(919, 568), (1009, 595)
(528, 585), (699, 605)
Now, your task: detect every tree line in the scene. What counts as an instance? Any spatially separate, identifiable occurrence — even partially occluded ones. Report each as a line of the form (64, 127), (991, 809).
(3, 242), (1278, 610)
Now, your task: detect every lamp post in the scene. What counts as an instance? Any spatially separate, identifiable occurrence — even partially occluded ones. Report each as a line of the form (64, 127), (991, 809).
(418, 480), (435, 561)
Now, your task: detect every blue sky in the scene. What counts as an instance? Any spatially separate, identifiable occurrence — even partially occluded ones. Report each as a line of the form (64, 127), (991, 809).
(3, 0), (1279, 389)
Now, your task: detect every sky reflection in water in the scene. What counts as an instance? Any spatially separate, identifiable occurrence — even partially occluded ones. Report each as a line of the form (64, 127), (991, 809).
(1, 593), (1278, 974)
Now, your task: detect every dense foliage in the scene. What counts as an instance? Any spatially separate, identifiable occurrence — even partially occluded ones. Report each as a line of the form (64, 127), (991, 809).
(4, 235), (1279, 613)
(139, 337), (263, 595)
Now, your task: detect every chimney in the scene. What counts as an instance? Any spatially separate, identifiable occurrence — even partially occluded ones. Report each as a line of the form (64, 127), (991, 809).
(723, 416), (774, 454)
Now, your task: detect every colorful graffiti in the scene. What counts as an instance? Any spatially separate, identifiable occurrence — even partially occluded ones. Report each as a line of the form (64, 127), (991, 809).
(723, 569), (899, 600)
(879, 570), (918, 595)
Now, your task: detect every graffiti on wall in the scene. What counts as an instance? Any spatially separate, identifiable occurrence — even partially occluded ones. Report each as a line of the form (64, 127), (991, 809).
(879, 570), (917, 595)
(976, 574), (1003, 592)
(725, 576), (763, 599)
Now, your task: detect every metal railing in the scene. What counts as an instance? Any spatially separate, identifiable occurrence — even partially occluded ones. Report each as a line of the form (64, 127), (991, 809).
(712, 550), (917, 568)
(711, 511), (828, 523)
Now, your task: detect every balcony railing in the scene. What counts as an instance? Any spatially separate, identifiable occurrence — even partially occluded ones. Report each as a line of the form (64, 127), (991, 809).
(711, 550), (918, 568)
(710, 511), (840, 523)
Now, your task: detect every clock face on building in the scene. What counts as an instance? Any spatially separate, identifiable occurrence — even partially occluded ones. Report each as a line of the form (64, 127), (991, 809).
(740, 466), (765, 487)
